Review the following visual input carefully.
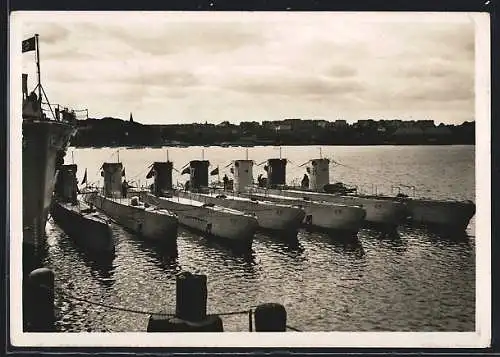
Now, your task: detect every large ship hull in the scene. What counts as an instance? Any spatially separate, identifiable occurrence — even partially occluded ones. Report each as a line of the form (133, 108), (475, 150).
(22, 120), (75, 274)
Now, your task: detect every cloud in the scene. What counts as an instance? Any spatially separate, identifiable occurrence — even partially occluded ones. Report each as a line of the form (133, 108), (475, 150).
(224, 72), (364, 98)
(326, 65), (358, 78)
(398, 77), (474, 102)
(25, 23), (71, 44)
(87, 22), (267, 56)
(19, 13), (476, 124)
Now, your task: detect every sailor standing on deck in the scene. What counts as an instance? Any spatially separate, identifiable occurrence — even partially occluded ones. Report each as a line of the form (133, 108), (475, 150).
(301, 174), (309, 189)
(223, 174), (229, 190)
(72, 174), (79, 205)
(121, 179), (129, 198)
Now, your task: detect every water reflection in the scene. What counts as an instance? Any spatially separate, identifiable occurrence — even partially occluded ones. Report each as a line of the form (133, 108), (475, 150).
(40, 146), (476, 332)
(401, 222), (472, 241)
(330, 237), (365, 259)
(425, 231), (473, 251)
(376, 228), (401, 240)
(360, 228), (407, 253)
(47, 224), (115, 283)
(178, 229), (258, 278)
(305, 230), (364, 254)
(111, 228), (180, 279)
(83, 253), (115, 285)
(179, 228), (254, 257)
(227, 251), (258, 273)
(255, 233), (305, 260)
(400, 225), (472, 249)
(259, 228), (299, 242)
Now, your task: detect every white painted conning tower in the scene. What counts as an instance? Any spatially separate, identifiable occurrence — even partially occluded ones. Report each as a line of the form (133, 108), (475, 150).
(307, 158), (330, 191)
(150, 161), (173, 195)
(232, 160), (253, 193)
(102, 162), (123, 198)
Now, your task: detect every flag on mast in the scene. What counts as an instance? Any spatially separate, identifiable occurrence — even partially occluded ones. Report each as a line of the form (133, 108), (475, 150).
(146, 168), (156, 179)
(81, 169), (88, 184)
(22, 37), (36, 53)
(210, 167), (219, 176)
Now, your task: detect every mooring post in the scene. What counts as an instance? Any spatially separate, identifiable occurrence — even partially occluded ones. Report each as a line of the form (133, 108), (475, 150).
(147, 271), (223, 332)
(25, 268), (56, 332)
(175, 271), (207, 321)
(254, 303), (287, 332)
(248, 309), (253, 332)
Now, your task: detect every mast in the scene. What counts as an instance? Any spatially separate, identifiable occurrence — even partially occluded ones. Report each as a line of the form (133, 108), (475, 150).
(31, 34), (55, 120)
(35, 34), (42, 110)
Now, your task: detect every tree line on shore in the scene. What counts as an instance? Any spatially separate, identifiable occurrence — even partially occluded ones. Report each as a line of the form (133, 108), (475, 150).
(70, 117), (475, 147)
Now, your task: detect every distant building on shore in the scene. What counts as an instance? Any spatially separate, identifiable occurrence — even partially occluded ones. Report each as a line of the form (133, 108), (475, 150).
(331, 119), (348, 128)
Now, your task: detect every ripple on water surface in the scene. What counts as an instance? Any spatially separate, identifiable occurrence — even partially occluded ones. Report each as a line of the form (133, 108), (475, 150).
(42, 145), (475, 332)
(44, 221), (475, 332)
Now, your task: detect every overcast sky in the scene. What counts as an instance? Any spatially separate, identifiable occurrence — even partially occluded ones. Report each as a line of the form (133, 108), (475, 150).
(18, 12), (475, 125)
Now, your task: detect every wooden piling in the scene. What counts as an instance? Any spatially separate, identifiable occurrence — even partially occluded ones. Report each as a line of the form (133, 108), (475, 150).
(176, 272), (207, 321)
(147, 271), (223, 332)
(25, 268), (56, 332)
(254, 303), (287, 332)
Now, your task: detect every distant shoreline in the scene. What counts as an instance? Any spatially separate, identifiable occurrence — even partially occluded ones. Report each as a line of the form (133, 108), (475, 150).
(70, 117), (475, 148)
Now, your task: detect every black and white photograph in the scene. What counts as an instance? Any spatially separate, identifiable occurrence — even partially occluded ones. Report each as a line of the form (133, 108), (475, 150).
(9, 11), (490, 347)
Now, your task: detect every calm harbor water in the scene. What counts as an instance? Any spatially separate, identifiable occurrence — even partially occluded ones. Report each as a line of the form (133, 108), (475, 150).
(44, 145), (475, 332)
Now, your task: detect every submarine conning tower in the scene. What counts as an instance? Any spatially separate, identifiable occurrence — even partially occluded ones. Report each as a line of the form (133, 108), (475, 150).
(102, 162), (123, 198)
(232, 159), (254, 193)
(265, 158), (287, 188)
(307, 158), (330, 191)
(189, 160), (210, 191)
(54, 164), (78, 203)
(151, 161), (173, 195)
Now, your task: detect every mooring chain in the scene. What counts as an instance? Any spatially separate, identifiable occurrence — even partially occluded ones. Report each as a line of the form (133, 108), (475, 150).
(47, 284), (250, 318)
(39, 283), (302, 331)
(50, 284), (174, 316)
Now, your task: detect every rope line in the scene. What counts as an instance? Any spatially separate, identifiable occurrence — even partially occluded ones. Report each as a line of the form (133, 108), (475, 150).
(216, 310), (252, 316)
(54, 286), (174, 316)
(128, 164), (153, 181)
(50, 285), (251, 318)
(41, 284), (301, 331)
